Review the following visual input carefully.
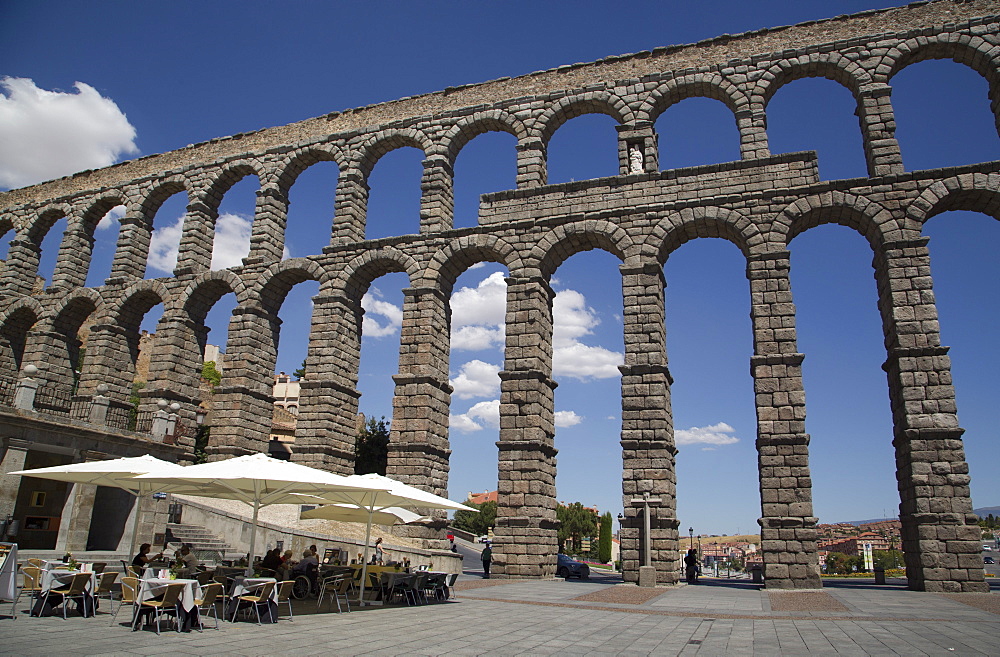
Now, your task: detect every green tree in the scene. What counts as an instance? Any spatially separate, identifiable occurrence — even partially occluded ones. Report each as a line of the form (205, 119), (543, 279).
(126, 381), (146, 431)
(293, 358), (306, 380)
(557, 502), (598, 554)
(355, 415), (389, 475)
(452, 499), (496, 536)
(201, 361), (222, 387)
(598, 511), (613, 563)
(873, 549), (903, 570)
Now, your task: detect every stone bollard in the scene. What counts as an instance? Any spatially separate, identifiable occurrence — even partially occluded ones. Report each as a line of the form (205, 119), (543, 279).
(874, 567), (885, 584)
(638, 565), (657, 587)
(751, 564), (764, 584)
(13, 364), (39, 411)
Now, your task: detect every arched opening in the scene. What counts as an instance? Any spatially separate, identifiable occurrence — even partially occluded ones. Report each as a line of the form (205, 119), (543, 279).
(655, 97), (741, 170)
(789, 224), (898, 565)
(356, 272), (407, 434)
(767, 78), (867, 181)
(366, 147), (423, 240)
(272, 279), (320, 459)
(211, 176), (255, 270)
(285, 160), (339, 258)
(85, 205), (124, 287)
(547, 113), (619, 184)
(453, 132), (517, 230)
(146, 191), (187, 278)
(549, 250), (624, 561)
(447, 262), (509, 507)
(890, 59), (1000, 171)
(665, 239), (757, 547)
(0, 306), (37, 375)
(922, 210), (1000, 525)
(35, 215), (68, 288)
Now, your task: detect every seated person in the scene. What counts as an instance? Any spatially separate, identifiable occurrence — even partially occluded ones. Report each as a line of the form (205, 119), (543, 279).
(260, 547), (283, 576)
(292, 549), (319, 584)
(132, 543), (164, 570)
(177, 545), (200, 577)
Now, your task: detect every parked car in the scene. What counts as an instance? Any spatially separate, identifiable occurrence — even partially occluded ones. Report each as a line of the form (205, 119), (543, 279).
(984, 556), (995, 564)
(478, 535), (490, 543)
(556, 553), (590, 579)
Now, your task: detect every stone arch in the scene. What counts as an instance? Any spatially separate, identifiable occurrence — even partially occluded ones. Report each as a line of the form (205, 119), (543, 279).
(530, 219), (634, 279)
(442, 109), (529, 167)
(752, 53), (872, 109)
(0, 300), (41, 373)
(251, 258), (328, 317)
(536, 91), (634, 145)
(201, 159), (265, 212)
(26, 203), (73, 243)
(44, 290), (102, 390)
(79, 192), (128, 233)
(174, 268), (250, 323)
(771, 192), (899, 251)
(638, 72), (751, 123)
(426, 233), (521, 295)
(881, 34), (1000, 137)
(356, 128), (434, 179)
(880, 33), (1000, 87)
(104, 279), (172, 333)
(137, 176), (193, 226)
(904, 173), (1000, 232)
(337, 246), (420, 300)
(272, 145), (345, 193)
(645, 206), (762, 264)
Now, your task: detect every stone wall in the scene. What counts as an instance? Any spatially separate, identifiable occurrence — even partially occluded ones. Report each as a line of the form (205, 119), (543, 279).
(0, 0), (996, 591)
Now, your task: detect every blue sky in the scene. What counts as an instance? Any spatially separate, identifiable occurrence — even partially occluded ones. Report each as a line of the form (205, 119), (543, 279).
(1, 1), (997, 536)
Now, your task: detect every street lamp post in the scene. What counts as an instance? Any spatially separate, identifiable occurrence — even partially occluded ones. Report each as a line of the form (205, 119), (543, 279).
(629, 492), (662, 586)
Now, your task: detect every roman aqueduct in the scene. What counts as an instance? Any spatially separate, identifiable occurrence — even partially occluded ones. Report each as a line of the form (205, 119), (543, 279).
(0, 1), (996, 591)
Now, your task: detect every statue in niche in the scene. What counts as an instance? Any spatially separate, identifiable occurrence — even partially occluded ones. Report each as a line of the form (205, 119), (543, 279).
(629, 144), (643, 173)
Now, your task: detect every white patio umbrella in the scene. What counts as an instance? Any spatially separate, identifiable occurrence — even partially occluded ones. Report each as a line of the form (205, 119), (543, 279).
(301, 472), (476, 603)
(133, 453), (390, 575)
(299, 503), (430, 526)
(11, 454), (187, 556)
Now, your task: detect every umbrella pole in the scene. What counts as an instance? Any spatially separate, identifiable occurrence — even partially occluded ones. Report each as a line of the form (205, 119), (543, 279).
(246, 498), (260, 577)
(128, 491), (143, 557)
(358, 499), (374, 605)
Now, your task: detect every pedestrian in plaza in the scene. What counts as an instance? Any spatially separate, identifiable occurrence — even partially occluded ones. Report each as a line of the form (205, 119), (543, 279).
(481, 542), (492, 578)
(684, 548), (699, 584)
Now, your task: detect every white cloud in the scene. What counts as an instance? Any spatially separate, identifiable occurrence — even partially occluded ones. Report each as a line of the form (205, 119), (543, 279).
(146, 211), (254, 275)
(361, 289), (403, 338)
(450, 359), (501, 400)
(451, 325), (505, 351)
(147, 215), (183, 275)
(211, 212), (252, 270)
(0, 77), (138, 189)
(675, 422), (740, 446)
(553, 342), (623, 380)
(553, 289), (598, 345)
(450, 272), (506, 350)
(449, 399), (500, 433)
(96, 205), (125, 231)
(554, 410), (583, 427)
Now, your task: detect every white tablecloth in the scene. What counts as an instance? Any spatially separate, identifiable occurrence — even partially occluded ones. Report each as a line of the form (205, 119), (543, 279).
(138, 578), (201, 612)
(41, 560), (69, 571)
(40, 570), (98, 594)
(231, 577), (277, 601)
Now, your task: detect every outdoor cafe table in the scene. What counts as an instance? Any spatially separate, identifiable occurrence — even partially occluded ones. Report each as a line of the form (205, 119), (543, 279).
(226, 576), (277, 623)
(133, 578), (201, 632)
(32, 569), (98, 617)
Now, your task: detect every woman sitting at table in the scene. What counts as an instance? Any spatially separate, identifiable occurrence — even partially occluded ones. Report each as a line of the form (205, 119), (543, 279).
(132, 543), (164, 569)
(260, 547), (283, 576)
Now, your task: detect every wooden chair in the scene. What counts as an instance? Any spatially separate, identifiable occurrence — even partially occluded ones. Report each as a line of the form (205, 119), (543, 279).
(230, 580), (275, 625)
(275, 580), (295, 621)
(136, 582), (184, 635)
(109, 576), (139, 626)
(92, 571), (118, 613)
(91, 562), (107, 574)
(26, 558), (44, 568)
(44, 572), (93, 619)
(195, 570), (214, 585)
(193, 582), (222, 631)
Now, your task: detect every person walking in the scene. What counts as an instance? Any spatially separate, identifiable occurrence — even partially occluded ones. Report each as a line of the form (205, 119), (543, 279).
(481, 542), (492, 578)
(684, 548), (699, 584)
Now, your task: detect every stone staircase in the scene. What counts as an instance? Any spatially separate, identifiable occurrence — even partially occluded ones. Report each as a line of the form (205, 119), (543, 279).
(165, 522), (236, 564)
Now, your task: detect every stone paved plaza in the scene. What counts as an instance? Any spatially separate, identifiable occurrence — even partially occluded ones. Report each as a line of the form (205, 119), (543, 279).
(2, 577), (997, 656)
